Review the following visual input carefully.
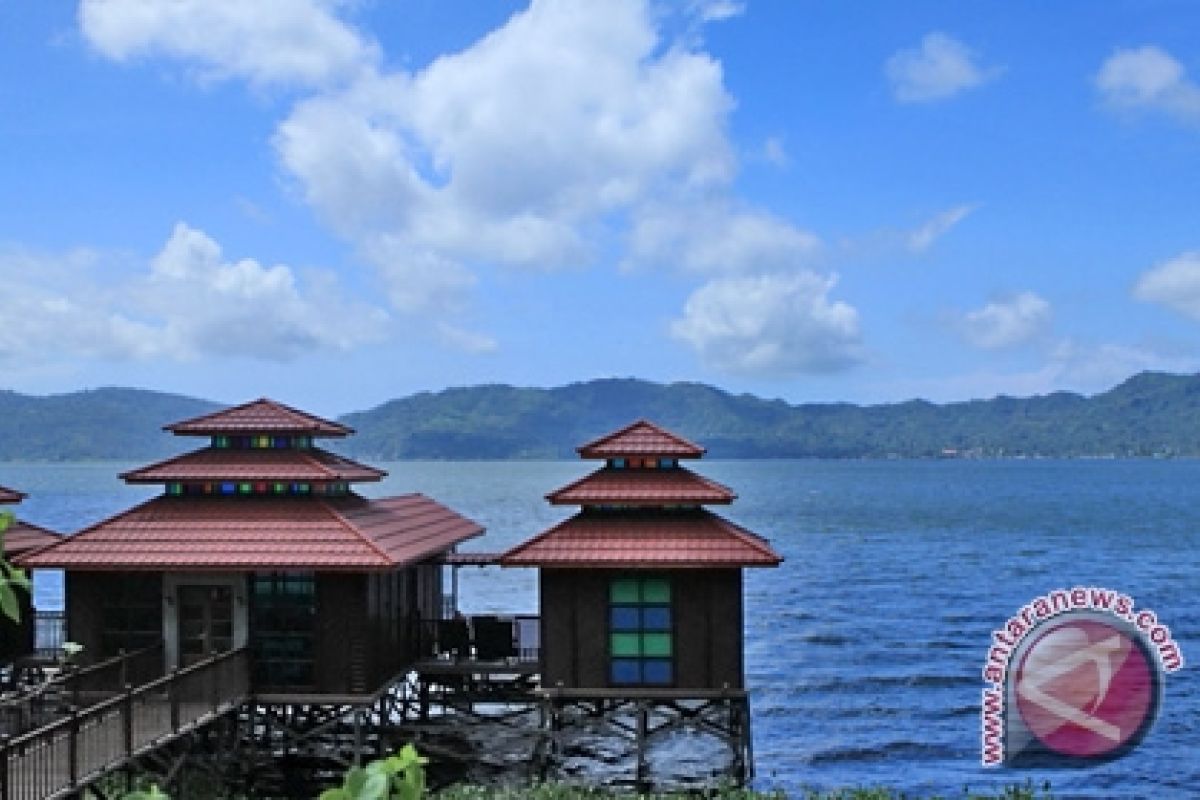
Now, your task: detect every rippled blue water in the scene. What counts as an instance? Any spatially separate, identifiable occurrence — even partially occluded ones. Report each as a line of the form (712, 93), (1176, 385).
(2, 459), (1196, 798)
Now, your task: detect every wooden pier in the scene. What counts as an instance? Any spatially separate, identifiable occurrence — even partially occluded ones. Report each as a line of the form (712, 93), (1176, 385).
(0, 648), (249, 800)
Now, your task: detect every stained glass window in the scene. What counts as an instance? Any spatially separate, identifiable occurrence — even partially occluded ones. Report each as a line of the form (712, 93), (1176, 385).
(609, 576), (673, 686)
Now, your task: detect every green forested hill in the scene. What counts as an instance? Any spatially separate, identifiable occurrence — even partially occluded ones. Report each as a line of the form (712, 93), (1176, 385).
(3, 372), (1200, 461)
(337, 371), (1200, 459)
(0, 388), (220, 461)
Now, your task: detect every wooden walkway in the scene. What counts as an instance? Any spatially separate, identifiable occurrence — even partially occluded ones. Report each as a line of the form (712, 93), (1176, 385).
(0, 649), (250, 800)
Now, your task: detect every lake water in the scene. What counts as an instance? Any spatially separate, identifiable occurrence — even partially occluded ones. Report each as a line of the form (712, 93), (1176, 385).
(2, 459), (1197, 798)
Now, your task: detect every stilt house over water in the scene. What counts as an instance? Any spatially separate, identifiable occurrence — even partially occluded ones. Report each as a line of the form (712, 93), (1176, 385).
(18, 399), (483, 696)
(500, 420), (782, 690)
(0, 486), (59, 662)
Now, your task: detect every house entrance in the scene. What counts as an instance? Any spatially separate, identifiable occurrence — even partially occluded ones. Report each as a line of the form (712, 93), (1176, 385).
(177, 584), (234, 666)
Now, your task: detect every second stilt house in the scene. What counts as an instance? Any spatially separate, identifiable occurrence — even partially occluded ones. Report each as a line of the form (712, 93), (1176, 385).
(500, 420), (781, 690)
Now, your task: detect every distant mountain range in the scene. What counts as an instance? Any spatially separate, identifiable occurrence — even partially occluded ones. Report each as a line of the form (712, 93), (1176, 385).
(3, 372), (1200, 461)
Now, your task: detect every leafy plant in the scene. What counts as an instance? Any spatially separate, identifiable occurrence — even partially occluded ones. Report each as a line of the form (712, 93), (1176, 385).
(319, 744), (429, 800)
(121, 786), (171, 800)
(0, 511), (33, 623)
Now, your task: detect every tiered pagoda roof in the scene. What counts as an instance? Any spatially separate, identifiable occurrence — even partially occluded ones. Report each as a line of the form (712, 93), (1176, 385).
(501, 420), (781, 568)
(165, 398), (352, 436)
(18, 400), (483, 572)
(0, 484), (61, 557)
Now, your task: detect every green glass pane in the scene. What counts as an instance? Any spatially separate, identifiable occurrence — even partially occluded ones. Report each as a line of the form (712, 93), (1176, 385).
(611, 632), (641, 657)
(642, 632), (672, 657)
(610, 578), (639, 604)
(642, 578), (671, 603)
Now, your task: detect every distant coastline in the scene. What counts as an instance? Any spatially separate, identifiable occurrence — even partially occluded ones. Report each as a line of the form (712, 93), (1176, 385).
(3, 370), (1200, 461)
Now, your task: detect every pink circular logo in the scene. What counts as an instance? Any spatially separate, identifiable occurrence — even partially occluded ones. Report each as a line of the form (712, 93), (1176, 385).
(1014, 616), (1158, 759)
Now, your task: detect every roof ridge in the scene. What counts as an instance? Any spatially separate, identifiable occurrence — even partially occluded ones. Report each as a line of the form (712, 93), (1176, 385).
(323, 496), (399, 566)
(498, 514), (573, 564)
(577, 418), (705, 457)
(703, 509), (783, 562)
(14, 495), (161, 567)
(119, 447), (200, 481)
(165, 397), (351, 436)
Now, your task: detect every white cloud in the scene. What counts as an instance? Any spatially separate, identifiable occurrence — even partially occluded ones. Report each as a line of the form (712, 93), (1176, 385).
(273, 0), (738, 311)
(956, 292), (1052, 350)
(886, 32), (1000, 104)
(79, 0), (378, 88)
(890, 339), (1198, 402)
(626, 201), (819, 274)
(687, 0), (746, 23)
(1134, 251), (1200, 317)
(760, 136), (790, 167)
(0, 224), (387, 365)
(1096, 46), (1200, 124)
(670, 273), (862, 375)
(908, 204), (976, 252)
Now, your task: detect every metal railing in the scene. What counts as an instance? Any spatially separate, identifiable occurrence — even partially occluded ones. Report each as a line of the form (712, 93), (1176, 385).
(0, 647), (249, 800)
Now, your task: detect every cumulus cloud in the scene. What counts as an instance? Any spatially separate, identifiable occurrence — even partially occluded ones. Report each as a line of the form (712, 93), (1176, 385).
(956, 292), (1052, 350)
(0, 224), (387, 365)
(626, 201), (819, 274)
(670, 273), (862, 375)
(886, 32), (1000, 104)
(1096, 46), (1200, 124)
(79, 0), (377, 88)
(1134, 251), (1200, 318)
(273, 0), (737, 306)
(908, 204), (976, 252)
(79, 0), (830, 364)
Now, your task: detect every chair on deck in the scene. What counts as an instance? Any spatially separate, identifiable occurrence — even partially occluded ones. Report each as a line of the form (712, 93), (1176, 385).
(471, 616), (515, 661)
(436, 617), (471, 660)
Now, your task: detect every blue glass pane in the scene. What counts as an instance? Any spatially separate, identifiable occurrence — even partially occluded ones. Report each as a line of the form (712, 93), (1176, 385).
(642, 607), (671, 630)
(273, 437), (290, 449)
(610, 606), (640, 631)
(611, 659), (641, 684)
(643, 659), (672, 685)
(220, 482), (236, 495)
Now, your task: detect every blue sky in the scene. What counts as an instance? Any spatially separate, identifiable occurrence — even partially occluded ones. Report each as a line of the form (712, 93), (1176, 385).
(2, 1), (1200, 416)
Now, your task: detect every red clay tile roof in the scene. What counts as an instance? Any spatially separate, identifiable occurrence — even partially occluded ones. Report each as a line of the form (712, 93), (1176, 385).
(120, 447), (385, 484)
(0, 486), (26, 504)
(165, 398), (351, 437)
(4, 520), (60, 557)
(577, 420), (705, 459)
(500, 509), (781, 568)
(546, 467), (734, 505)
(16, 494), (483, 572)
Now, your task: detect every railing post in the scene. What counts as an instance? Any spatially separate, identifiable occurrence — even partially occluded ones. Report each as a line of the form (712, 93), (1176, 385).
(210, 659), (219, 713)
(0, 733), (10, 800)
(68, 705), (79, 788)
(118, 648), (128, 690)
(123, 683), (134, 758)
(169, 668), (180, 734)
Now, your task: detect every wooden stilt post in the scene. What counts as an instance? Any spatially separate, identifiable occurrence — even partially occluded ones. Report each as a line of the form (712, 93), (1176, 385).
(635, 699), (648, 790)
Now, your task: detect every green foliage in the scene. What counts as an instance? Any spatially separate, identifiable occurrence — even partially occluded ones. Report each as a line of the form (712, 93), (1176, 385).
(319, 744), (429, 800)
(122, 786), (171, 800)
(0, 511), (32, 623)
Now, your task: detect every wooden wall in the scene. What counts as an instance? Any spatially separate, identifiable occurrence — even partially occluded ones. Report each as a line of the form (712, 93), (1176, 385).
(66, 572), (163, 664)
(540, 568), (744, 690)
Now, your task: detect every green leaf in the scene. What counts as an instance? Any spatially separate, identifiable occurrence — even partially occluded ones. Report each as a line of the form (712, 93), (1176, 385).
(0, 583), (20, 623)
(318, 790), (349, 800)
(359, 772), (388, 799)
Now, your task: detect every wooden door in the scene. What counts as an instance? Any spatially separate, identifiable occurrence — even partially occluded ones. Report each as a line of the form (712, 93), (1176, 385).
(177, 585), (234, 667)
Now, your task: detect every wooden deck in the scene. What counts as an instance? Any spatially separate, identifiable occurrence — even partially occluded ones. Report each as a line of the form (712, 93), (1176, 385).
(0, 649), (250, 800)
